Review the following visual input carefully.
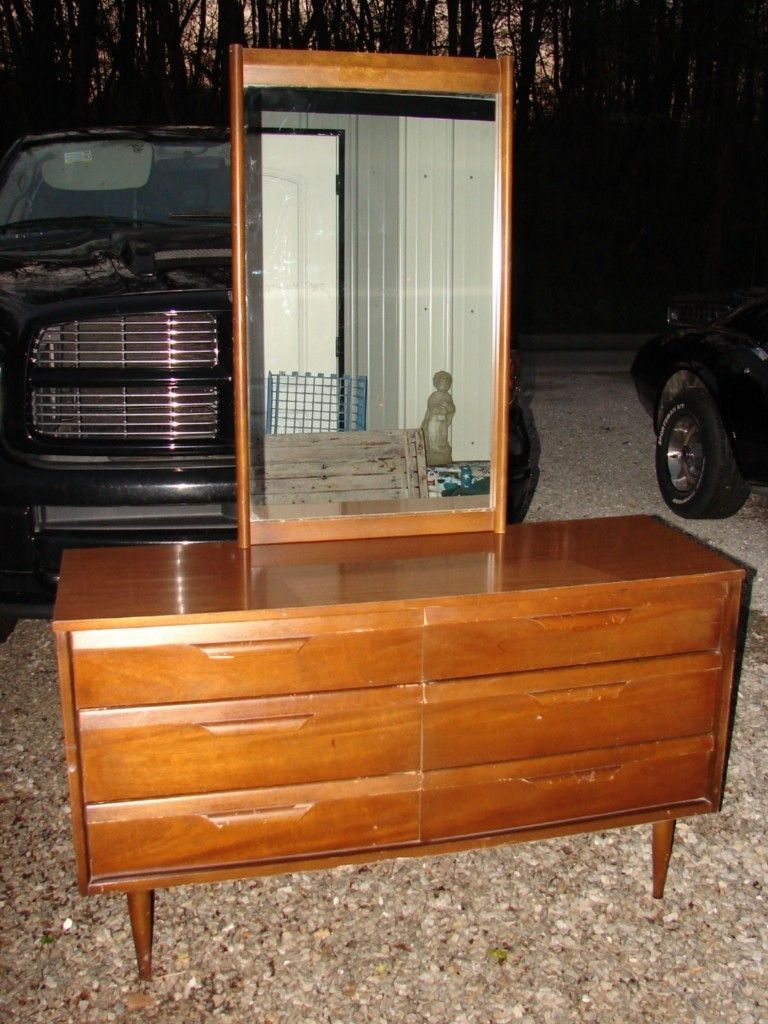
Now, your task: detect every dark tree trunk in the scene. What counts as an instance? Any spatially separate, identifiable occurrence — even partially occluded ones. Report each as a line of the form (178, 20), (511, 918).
(516, 0), (548, 132)
(478, 0), (495, 57)
(446, 0), (459, 55)
(702, 0), (746, 285)
(111, 0), (140, 122)
(26, 0), (65, 128)
(459, 0), (475, 56)
(70, 0), (100, 123)
(215, 0), (245, 114)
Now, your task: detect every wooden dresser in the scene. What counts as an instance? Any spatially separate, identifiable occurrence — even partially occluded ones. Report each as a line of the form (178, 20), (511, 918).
(53, 515), (745, 979)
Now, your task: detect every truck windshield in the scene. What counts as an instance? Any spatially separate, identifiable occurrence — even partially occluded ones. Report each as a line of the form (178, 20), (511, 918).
(0, 137), (231, 232)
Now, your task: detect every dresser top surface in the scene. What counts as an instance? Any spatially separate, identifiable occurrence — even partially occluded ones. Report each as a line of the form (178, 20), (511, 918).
(53, 515), (745, 631)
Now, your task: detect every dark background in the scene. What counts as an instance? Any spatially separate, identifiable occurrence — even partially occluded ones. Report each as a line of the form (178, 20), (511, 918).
(2, 0), (765, 332)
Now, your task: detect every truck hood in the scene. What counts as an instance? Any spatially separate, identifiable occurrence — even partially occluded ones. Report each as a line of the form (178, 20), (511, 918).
(0, 226), (231, 316)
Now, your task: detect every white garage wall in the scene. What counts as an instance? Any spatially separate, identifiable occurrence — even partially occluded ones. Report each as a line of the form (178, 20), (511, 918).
(398, 116), (495, 461)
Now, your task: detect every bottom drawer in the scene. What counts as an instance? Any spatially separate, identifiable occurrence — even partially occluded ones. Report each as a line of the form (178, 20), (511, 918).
(422, 738), (713, 842)
(86, 777), (419, 879)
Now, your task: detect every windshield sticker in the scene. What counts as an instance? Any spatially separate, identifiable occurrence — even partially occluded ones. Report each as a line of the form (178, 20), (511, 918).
(64, 150), (93, 165)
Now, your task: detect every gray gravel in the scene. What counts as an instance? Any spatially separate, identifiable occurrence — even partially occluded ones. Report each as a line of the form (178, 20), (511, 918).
(1, 348), (766, 1024)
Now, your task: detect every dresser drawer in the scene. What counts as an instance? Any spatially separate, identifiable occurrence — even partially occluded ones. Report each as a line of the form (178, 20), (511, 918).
(86, 777), (420, 879)
(424, 581), (725, 680)
(424, 652), (721, 770)
(79, 686), (421, 801)
(422, 737), (714, 842)
(71, 610), (423, 707)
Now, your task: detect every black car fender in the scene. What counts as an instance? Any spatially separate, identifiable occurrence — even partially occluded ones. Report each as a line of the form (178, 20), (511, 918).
(635, 330), (768, 484)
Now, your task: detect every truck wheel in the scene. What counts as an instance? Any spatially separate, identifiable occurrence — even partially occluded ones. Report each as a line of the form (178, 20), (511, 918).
(655, 388), (749, 518)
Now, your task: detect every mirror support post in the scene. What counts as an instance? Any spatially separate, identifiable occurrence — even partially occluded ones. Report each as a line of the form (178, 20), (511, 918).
(229, 45), (251, 548)
(493, 56), (514, 534)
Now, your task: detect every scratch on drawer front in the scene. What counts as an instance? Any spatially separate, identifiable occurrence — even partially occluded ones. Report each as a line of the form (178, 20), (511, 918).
(204, 804), (314, 828)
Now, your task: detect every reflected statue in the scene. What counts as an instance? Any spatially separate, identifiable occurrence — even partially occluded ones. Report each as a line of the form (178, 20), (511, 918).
(421, 370), (455, 466)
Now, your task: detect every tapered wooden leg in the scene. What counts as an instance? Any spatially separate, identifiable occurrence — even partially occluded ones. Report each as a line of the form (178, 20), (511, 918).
(652, 819), (676, 899)
(128, 890), (155, 980)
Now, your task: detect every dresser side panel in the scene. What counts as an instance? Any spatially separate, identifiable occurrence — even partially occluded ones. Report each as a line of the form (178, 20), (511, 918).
(54, 631), (90, 894)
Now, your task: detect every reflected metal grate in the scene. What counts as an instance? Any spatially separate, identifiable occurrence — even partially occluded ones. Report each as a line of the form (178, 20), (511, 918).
(33, 312), (218, 368)
(31, 386), (218, 440)
(266, 372), (367, 434)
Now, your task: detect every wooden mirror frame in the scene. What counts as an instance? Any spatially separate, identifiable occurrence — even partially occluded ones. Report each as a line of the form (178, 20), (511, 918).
(229, 45), (512, 547)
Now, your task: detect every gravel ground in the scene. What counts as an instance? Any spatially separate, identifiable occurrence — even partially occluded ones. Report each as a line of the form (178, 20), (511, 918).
(1, 349), (766, 1024)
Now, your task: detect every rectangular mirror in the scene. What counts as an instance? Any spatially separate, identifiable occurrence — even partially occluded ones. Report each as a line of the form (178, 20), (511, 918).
(230, 48), (512, 545)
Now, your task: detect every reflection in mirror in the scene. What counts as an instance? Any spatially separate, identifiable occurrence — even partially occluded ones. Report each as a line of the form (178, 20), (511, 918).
(242, 86), (498, 521)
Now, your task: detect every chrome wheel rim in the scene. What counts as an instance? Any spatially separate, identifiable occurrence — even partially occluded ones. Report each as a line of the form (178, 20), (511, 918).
(666, 413), (704, 494)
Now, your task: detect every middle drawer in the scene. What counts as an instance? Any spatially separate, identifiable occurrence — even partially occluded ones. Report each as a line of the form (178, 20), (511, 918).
(79, 685), (421, 802)
(424, 652), (721, 770)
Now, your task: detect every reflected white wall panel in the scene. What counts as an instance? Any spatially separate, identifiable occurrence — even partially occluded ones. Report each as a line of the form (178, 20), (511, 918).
(451, 119), (494, 460)
(353, 115), (401, 430)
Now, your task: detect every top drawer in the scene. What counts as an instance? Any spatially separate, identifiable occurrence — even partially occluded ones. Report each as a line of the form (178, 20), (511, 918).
(424, 580), (726, 680)
(71, 609), (423, 707)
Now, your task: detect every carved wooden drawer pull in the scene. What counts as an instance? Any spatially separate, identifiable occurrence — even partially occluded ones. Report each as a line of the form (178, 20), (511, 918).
(196, 638), (309, 659)
(521, 765), (621, 786)
(204, 804), (314, 828)
(198, 714), (312, 736)
(529, 609), (631, 632)
(529, 680), (628, 705)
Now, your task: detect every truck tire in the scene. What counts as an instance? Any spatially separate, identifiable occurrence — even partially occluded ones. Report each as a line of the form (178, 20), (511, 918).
(655, 388), (749, 518)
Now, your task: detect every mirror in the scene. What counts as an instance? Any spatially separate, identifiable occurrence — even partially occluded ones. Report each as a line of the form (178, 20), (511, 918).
(230, 48), (512, 545)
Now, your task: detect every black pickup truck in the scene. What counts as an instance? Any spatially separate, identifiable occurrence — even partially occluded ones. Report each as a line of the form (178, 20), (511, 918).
(0, 127), (237, 638)
(0, 127), (532, 639)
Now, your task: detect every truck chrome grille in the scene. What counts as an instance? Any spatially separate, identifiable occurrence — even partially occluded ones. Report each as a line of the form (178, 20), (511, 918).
(31, 386), (218, 440)
(33, 312), (218, 368)
(666, 300), (731, 328)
